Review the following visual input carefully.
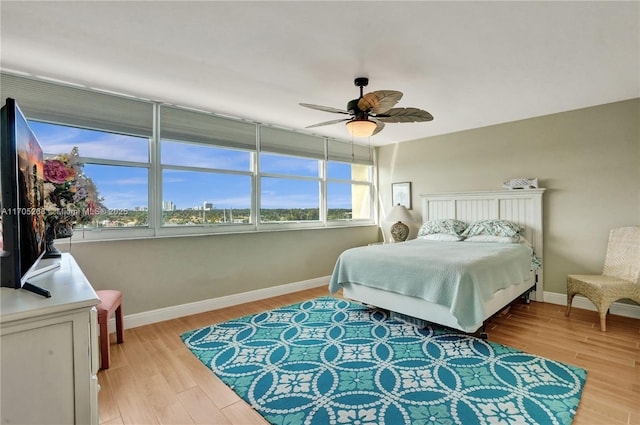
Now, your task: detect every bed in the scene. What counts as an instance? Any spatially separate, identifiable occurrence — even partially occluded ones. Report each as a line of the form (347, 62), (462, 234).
(329, 189), (545, 335)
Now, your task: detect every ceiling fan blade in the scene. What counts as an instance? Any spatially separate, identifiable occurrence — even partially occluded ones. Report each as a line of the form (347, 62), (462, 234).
(358, 90), (403, 114)
(372, 120), (385, 135)
(305, 117), (351, 129)
(299, 103), (350, 115)
(375, 107), (434, 123)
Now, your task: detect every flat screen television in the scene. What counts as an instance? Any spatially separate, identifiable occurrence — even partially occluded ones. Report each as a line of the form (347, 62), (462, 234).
(1, 98), (55, 297)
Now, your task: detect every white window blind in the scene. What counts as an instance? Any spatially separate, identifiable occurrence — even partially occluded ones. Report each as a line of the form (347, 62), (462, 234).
(327, 139), (374, 165)
(1, 73), (153, 137)
(260, 126), (325, 160)
(1, 73), (375, 165)
(160, 105), (257, 151)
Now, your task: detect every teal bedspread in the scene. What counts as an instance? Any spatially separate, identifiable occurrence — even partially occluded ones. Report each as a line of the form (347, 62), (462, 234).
(329, 239), (532, 332)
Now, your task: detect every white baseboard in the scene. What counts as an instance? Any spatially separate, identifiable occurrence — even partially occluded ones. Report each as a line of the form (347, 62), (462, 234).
(108, 275), (329, 332)
(544, 291), (640, 320)
(107, 281), (639, 333)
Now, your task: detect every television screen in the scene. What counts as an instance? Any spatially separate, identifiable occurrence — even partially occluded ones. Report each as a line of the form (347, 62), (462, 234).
(1, 98), (47, 290)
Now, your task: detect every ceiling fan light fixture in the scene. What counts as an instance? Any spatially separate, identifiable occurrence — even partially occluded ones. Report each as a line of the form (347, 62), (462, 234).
(346, 119), (377, 137)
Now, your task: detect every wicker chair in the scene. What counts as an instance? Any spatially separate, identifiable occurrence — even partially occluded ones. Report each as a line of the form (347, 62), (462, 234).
(566, 226), (640, 331)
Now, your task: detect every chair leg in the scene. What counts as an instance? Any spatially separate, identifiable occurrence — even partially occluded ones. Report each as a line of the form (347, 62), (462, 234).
(598, 303), (613, 332)
(565, 292), (575, 316)
(99, 317), (110, 369)
(599, 313), (607, 332)
(115, 305), (124, 344)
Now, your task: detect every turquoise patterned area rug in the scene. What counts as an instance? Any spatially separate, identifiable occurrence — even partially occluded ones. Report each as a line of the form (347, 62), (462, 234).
(181, 297), (586, 425)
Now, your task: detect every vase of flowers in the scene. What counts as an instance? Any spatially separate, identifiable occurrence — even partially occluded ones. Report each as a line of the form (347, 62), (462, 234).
(43, 147), (103, 257)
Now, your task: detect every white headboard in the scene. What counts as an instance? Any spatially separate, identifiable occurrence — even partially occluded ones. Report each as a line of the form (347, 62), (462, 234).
(420, 189), (546, 301)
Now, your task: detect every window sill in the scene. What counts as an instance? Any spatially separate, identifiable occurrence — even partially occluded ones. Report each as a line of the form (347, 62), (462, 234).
(64, 221), (378, 242)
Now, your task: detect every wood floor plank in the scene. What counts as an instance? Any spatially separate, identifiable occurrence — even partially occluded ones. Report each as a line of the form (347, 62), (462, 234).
(220, 400), (270, 425)
(176, 387), (231, 425)
(146, 336), (198, 393)
(118, 328), (162, 379)
(102, 365), (160, 424)
(101, 417), (125, 425)
(574, 404), (629, 425)
(155, 319), (192, 351)
(140, 373), (196, 425)
(584, 369), (638, 395)
(99, 288), (640, 425)
(106, 335), (128, 369)
(578, 390), (634, 424)
(97, 370), (120, 424)
(176, 349), (243, 410)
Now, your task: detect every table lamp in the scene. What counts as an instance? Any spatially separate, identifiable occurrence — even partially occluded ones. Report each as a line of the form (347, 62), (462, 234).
(386, 204), (413, 242)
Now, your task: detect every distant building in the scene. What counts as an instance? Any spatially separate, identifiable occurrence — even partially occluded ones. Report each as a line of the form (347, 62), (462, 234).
(163, 201), (177, 211)
(203, 201), (213, 211)
(134, 206), (148, 212)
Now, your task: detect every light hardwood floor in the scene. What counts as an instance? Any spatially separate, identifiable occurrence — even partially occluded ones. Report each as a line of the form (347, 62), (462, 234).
(98, 287), (640, 425)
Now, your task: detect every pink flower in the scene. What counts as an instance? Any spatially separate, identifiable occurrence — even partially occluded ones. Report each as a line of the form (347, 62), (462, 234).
(44, 159), (71, 184)
(44, 147), (105, 227)
(85, 200), (100, 216)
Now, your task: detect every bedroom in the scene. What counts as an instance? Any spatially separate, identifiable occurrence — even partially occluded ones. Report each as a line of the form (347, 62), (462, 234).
(0, 1), (638, 424)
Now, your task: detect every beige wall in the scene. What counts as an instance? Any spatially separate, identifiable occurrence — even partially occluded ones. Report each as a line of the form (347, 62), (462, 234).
(58, 99), (638, 316)
(377, 98), (640, 296)
(61, 226), (378, 315)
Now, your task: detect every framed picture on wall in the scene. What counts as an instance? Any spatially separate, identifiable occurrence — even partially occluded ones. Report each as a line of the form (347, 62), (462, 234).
(392, 182), (411, 209)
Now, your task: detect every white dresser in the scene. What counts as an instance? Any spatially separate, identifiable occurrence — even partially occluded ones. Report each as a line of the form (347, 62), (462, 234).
(1, 253), (100, 425)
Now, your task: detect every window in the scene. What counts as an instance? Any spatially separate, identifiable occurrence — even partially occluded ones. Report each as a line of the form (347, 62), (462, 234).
(84, 164), (149, 227)
(259, 153), (321, 223)
(3, 72), (375, 240)
(159, 106), (256, 229)
(258, 127), (325, 225)
(326, 140), (374, 223)
(161, 142), (251, 170)
(327, 162), (372, 221)
(162, 170), (251, 225)
(160, 142), (252, 226)
(28, 121), (150, 229)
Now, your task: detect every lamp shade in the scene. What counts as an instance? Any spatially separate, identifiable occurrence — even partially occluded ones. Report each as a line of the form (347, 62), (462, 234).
(385, 204), (413, 223)
(345, 119), (376, 138)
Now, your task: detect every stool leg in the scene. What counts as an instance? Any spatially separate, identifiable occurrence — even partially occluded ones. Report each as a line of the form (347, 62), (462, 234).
(115, 305), (124, 344)
(99, 317), (110, 369)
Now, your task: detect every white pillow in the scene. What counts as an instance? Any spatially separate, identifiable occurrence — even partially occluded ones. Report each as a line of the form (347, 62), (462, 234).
(464, 235), (520, 243)
(421, 233), (463, 241)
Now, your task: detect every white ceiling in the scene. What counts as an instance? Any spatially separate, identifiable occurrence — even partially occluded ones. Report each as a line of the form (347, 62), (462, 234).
(1, 1), (638, 146)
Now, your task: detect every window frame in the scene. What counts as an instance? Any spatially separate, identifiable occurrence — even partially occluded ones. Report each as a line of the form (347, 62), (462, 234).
(158, 137), (255, 234)
(257, 151), (322, 229)
(326, 160), (375, 226)
(7, 73), (377, 241)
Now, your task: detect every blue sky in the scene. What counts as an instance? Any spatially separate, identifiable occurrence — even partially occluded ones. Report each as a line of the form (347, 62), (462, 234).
(29, 121), (354, 210)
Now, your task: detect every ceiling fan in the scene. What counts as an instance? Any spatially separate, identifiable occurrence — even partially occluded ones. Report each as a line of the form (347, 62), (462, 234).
(300, 77), (433, 138)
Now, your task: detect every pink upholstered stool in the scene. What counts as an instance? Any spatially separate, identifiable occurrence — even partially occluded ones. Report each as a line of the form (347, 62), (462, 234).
(96, 290), (124, 370)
